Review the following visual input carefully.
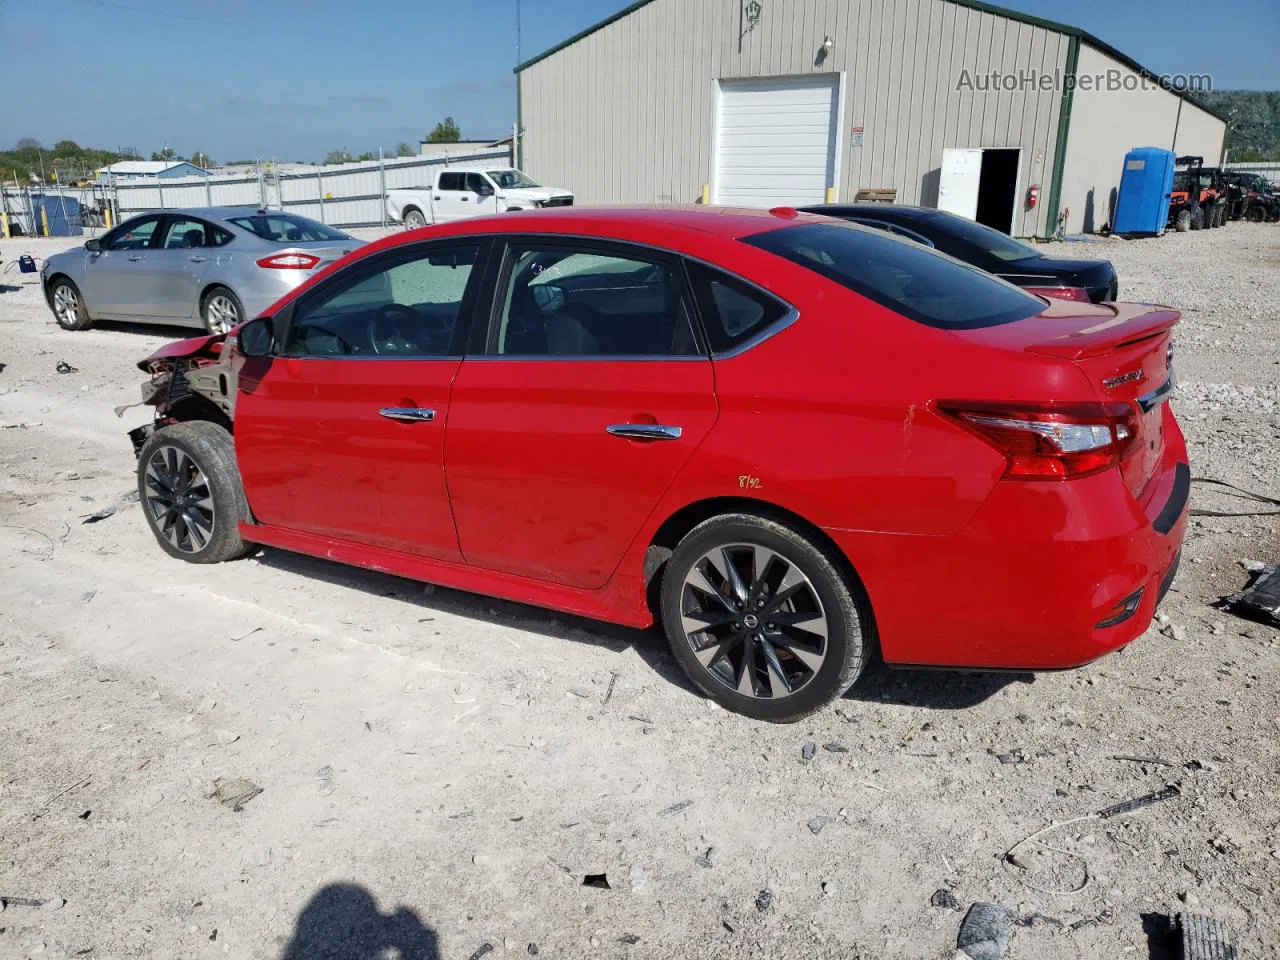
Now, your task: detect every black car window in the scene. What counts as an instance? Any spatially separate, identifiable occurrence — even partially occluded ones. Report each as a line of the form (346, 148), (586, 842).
(105, 216), (162, 251)
(160, 217), (211, 249)
(744, 222), (1044, 330)
(492, 244), (698, 357)
(920, 212), (1040, 263)
(465, 172), (491, 195)
(282, 243), (480, 358)
(686, 262), (789, 354)
(438, 172), (465, 191)
(210, 226), (234, 247)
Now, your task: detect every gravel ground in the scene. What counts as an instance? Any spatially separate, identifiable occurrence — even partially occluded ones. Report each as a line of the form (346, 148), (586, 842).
(1, 222), (1278, 960)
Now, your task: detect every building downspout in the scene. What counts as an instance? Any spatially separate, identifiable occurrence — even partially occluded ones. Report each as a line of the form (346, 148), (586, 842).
(1044, 35), (1080, 239)
(516, 72), (524, 170)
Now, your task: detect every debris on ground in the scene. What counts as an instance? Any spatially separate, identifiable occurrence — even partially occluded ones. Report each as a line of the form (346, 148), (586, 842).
(930, 888), (961, 910)
(657, 799), (692, 818)
(1111, 754), (1175, 766)
(801, 742), (817, 760)
(1070, 908), (1115, 932)
(823, 741), (848, 753)
(1097, 784), (1181, 819)
(616, 934), (640, 945)
(956, 902), (1012, 960)
(807, 815), (833, 835)
(754, 889), (774, 912)
(55, 360), (78, 374)
(1015, 912), (1064, 930)
(1147, 913), (1239, 960)
(694, 847), (714, 869)
(1218, 560), (1280, 626)
(210, 778), (262, 812)
(581, 873), (611, 890)
(465, 944), (494, 960)
(80, 489), (140, 524)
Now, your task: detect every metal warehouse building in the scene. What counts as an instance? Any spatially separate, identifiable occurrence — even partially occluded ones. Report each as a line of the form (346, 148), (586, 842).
(515, 0), (1226, 237)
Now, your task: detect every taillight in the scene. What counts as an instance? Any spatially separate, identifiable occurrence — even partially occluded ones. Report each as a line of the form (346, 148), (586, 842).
(1024, 285), (1091, 302)
(256, 253), (321, 270)
(937, 401), (1140, 480)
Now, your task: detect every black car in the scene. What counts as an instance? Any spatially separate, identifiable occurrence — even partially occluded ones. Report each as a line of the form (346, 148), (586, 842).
(799, 204), (1119, 303)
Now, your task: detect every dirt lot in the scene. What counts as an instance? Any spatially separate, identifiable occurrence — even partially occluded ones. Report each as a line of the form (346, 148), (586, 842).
(2, 223), (1278, 960)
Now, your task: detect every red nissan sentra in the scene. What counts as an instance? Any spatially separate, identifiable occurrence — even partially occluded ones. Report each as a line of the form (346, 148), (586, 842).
(129, 207), (1188, 722)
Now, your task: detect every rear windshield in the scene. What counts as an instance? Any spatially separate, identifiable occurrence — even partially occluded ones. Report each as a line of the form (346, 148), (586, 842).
(920, 212), (1042, 263)
(743, 222), (1045, 329)
(226, 213), (349, 243)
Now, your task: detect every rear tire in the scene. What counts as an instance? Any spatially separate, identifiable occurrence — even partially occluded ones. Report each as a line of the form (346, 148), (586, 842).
(1190, 208), (1204, 230)
(137, 422), (251, 564)
(1245, 204), (1266, 223)
(200, 286), (244, 335)
(50, 277), (93, 330)
(403, 207), (427, 229)
(660, 513), (871, 722)
(1174, 209), (1192, 232)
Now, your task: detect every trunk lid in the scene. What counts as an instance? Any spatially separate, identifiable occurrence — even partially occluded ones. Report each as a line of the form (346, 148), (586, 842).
(961, 298), (1178, 498)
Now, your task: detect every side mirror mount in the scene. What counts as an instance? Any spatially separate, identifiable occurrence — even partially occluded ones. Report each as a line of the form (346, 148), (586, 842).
(85, 238), (101, 253)
(237, 316), (274, 357)
(475, 181), (494, 197)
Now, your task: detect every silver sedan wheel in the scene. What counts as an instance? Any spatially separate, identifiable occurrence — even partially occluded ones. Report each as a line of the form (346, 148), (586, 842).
(143, 445), (215, 554)
(404, 209), (427, 228)
(680, 543), (829, 699)
(53, 284), (80, 325)
(204, 293), (240, 334)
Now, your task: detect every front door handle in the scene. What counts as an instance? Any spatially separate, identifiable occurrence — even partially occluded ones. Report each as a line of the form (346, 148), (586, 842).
(128, 255), (144, 262)
(379, 407), (436, 423)
(188, 255), (207, 263)
(606, 423), (682, 441)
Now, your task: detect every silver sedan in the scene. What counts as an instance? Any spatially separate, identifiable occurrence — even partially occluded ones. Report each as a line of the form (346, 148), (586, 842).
(41, 207), (364, 334)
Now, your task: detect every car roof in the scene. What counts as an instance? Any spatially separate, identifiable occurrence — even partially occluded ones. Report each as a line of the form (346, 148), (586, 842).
(474, 205), (828, 238)
(802, 203), (938, 222)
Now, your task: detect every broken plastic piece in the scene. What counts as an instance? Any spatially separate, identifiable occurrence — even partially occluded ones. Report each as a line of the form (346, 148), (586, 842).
(582, 873), (611, 890)
(1097, 783), (1180, 819)
(1219, 560), (1280, 626)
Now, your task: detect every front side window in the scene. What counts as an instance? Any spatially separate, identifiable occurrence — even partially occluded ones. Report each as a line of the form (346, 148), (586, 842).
(488, 169), (539, 189)
(465, 173), (492, 195)
(282, 244), (479, 357)
(106, 216), (161, 251)
(226, 213), (348, 243)
(686, 262), (789, 354)
(493, 244), (698, 357)
(161, 217), (210, 249)
(744, 222), (1044, 330)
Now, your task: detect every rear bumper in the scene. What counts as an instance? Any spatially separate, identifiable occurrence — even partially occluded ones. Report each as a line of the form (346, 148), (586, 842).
(827, 406), (1189, 670)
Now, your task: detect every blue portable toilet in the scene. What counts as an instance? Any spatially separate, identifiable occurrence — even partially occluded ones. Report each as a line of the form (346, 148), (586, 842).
(1112, 147), (1175, 236)
(31, 194), (84, 237)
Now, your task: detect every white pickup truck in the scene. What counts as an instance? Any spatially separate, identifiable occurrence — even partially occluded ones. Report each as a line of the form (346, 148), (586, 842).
(386, 168), (574, 227)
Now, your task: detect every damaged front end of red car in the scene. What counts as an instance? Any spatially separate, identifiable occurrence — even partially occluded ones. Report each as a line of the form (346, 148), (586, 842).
(128, 332), (239, 456)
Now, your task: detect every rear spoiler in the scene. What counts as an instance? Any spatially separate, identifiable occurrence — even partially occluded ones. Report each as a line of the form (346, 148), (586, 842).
(1025, 305), (1180, 361)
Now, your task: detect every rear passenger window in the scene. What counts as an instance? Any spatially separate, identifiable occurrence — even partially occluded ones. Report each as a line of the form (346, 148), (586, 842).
(493, 244), (699, 357)
(685, 262), (790, 354)
(438, 172), (464, 191)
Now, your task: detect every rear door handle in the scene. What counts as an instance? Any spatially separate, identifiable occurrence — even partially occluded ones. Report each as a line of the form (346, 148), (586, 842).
(379, 407), (436, 422)
(606, 423), (682, 441)
(127, 255), (144, 262)
(188, 255), (207, 263)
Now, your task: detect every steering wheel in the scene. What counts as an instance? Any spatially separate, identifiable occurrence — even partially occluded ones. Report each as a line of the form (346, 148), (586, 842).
(367, 303), (424, 355)
(297, 322), (355, 354)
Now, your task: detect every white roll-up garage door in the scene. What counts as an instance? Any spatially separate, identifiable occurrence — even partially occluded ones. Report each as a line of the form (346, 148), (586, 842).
(713, 76), (841, 208)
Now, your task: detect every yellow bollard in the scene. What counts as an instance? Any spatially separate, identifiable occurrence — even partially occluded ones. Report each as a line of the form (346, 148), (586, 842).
(40, 205), (50, 237)
(1, 206), (9, 239)
(104, 205), (113, 229)
(825, 186), (836, 203)
(700, 183), (710, 205)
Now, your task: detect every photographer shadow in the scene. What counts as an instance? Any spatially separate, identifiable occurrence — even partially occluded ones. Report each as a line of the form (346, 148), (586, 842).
(281, 883), (439, 960)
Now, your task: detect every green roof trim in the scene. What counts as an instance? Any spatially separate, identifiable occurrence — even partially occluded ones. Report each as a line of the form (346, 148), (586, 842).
(513, 0), (1229, 123)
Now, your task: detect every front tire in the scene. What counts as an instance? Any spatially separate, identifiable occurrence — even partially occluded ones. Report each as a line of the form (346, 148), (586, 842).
(1174, 209), (1192, 232)
(660, 513), (871, 722)
(137, 422), (251, 564)
(403, 207), (427, 229)
(201, 286), (244, 335)
(50, 278), (92, 330)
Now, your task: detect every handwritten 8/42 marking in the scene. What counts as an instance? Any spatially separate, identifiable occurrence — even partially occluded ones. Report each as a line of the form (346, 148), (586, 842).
(738, 475), (762, 490)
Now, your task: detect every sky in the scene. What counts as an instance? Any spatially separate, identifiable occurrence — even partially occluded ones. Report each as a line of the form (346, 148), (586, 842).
(2, 0), (1277, 164)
